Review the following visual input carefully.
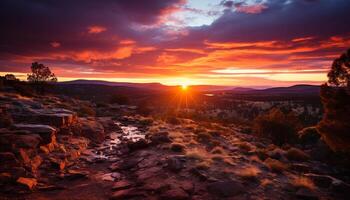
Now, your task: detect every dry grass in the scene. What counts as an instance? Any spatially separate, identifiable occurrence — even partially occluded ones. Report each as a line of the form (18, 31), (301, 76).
(290, 176), (315, 190)
(186, 148), (208, 161)
(264, 158), (288, 173)
(261, 179), (273, 187)
(195, 160), (212, 170)
(236, 166), (261, 180)
(211, 155), (224, 161)
(238, 142), (253, 152)
(210, 146), (225, 154)
(196, 132), (212, 142)
(285, 147), (310, 161)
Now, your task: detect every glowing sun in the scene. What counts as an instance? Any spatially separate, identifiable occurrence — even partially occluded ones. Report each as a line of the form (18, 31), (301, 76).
(181, 84), (188, 90)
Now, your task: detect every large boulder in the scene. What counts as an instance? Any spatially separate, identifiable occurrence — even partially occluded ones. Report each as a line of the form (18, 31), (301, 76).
(12, 109), (77, 128)
(0, 133), (41, 150)
(13, 124), (56, 145)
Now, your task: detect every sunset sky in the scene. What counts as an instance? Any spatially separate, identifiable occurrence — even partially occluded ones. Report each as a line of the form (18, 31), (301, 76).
(0, 0), (349, 87)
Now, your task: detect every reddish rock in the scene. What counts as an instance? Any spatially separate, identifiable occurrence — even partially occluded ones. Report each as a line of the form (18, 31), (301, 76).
(295, 188), (319, 200)
(13, 124), (56, 145)
(149, 131), (172, 144)
(0, 132), (41, 150)
(49, 158), (66, 170)
(207, 180), (244, 197)
(0, 152), (19, 168)
(166, 156), (185, 172)
(110, 188), (145, 199)
(16, 177), (37, 190)
(127, 139), (148, 151)
(112, 180), (133, 191)
(160, 188), (189, 200)
(76, 118), (105, 142)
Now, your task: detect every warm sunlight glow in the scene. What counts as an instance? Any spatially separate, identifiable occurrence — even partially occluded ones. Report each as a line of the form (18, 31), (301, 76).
(181, 84), (188, 90)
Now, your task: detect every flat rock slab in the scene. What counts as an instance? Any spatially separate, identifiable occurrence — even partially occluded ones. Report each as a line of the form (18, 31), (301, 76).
(13, 124), (56, 144)
(207, 180), (245, 197)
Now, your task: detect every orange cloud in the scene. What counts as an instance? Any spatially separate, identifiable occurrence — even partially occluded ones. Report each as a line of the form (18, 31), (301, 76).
(87, 25), (107, 34)
(235, 4), (267, 14)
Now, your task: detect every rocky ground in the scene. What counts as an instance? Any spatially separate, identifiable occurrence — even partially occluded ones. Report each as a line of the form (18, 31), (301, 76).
(0, 91), (349, 200)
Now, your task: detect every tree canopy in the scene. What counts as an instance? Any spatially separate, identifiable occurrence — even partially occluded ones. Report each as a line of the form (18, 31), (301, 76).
(327, 49), (350, 87)
(27, 62), (57, 83)
(318, 48), (350, 153)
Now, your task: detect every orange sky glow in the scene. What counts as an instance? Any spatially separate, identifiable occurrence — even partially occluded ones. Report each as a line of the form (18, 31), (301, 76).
(1, 0), (349, 87)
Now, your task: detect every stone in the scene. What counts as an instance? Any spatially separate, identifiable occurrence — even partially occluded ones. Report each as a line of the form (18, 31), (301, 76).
(110, 189), (145, 199)
(49, 158), (66, 170)
(0, 132), (42, 150)
(166, 156), (185, 172)
(180, 181), (194, 193)
(170, 143), (185, 152)
(295, 188), (319, 200)
(160, 188), (189, 200)
(13, 124), (56, 145)
(0, 172), (12, 182)
(207, 180), (244, 197)
(64, 169), (88, 180)
(16, 177), (37, 190)
(190, 168), (209, 181)
(149, 131), (172, 144)
(0, 152), (19, 168)
(290, 163), (311, 173)
(304, 173), (333, 188)
(127, 139), (148, 151)
(330, 179), (350, 195)
(77, 118), (105, 142)
(112, 180), (132, 191)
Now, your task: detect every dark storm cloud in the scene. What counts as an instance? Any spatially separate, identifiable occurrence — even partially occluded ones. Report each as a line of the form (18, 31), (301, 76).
(203, 0), (350, 42)
(0, 0), (183, 57)
(0, 0), (349, 83)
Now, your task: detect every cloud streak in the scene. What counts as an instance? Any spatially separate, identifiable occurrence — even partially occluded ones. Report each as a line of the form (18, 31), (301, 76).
(0, 0), (349, 86)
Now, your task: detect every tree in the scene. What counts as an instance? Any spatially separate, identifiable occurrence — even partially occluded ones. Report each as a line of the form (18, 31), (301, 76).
(317, 48), (350, 153)
(27, 62), (57, 83)
(4, 74), (18, 81)
(254, 108), (302, 145)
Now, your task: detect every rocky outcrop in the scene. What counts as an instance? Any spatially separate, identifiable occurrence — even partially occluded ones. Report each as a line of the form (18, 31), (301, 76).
(74, 118), (105, 143)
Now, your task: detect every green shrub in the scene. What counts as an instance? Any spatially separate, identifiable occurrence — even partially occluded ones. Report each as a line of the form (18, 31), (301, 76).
(254, 108), (301, 145)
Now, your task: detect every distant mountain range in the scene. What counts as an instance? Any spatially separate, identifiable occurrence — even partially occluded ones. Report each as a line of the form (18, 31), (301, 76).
(229, 84), (320, 95)
(59, 79), (168, 90)
(59, 79), (320, 94)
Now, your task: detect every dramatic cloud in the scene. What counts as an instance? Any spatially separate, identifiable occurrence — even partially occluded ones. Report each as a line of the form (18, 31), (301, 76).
(0, 0), (349, 86)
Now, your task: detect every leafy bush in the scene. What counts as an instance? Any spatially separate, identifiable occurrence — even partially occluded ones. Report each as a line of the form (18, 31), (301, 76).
(254, 108), (302, 145)
(298, 126), (321, 145)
